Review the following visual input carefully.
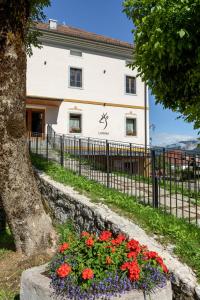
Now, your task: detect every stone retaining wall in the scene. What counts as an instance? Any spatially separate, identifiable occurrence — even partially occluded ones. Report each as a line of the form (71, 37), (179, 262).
(35, 170), (200, 300)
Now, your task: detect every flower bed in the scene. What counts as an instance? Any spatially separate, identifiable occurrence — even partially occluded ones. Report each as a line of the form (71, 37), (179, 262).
(49, 230), (171, 300)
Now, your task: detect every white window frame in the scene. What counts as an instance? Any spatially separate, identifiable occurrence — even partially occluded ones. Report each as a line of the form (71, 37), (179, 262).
(125, 75), (137, 95)
(125, 117), (137, 137)
(68, 66), (83, 89)
(68, 113), (82, 134)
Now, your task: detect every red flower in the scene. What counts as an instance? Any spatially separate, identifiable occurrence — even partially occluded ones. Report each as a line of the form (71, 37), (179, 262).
(126, 239), (141, 253)
(85, 238), (94, 247)
(116, 234), (126, 242)
(144, 251), (158, 260)
(106, 256), (112, 265)
(127, 251), (137, 260)
(111, 239), (117, 246)
(59, 242), (69, 253)
(155, 257), (163, 265)
(56, 263), (71, 278)
(82, 268), (94, 280)
(81, 231), (90, 237)
(99, 231), (112, 242)
(161, 264), (168, 273)
(121, 261), (140, 281)
(111, 234), (126, 246)
(144, 252), (168, 273)
(121, 262), (130, 271)
(155, 257), (168, 273)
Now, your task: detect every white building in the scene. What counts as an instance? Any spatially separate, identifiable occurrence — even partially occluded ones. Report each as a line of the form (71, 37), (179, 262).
(26, 20), (149, 145)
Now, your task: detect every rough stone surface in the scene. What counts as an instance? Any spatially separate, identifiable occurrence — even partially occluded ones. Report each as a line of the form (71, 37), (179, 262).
(20, 264), (172, 300)
(35, 170), (200, 300)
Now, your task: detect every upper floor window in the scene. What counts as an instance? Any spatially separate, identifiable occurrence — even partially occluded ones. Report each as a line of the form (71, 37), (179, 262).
(70, 67), (82, 88)
(69, 113), (82, 133)
(70, 50), (82, 57)
(126, 118), (137, 136)
(126, 76), (136, 94)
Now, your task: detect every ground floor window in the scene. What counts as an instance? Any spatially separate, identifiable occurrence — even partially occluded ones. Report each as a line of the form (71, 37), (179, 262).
(69, 113), (82, 133)
(126, 118), (137, 136)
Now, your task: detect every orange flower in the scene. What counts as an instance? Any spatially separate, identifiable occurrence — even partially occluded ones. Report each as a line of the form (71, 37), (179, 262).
(82, 268), (94, 280)
(111, 246), (116, 253)
(81, 231), (90, 237)
(56, 263), (71, 278)
(59, 242), (69, 253)
(106, 256), (112, 265)
(85, 238), (94, 247)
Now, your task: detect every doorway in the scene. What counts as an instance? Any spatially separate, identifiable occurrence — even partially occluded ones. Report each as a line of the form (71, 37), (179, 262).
(26, 108), (45, 137)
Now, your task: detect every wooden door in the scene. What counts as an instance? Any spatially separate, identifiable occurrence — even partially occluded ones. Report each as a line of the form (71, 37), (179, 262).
(26, 108), (45, 137)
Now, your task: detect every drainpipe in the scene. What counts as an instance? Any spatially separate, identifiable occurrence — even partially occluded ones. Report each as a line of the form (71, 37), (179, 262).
(144, 82), (148, 154)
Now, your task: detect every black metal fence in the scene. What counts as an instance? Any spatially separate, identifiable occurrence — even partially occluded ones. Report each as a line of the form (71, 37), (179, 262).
(29, 125), (200, 226)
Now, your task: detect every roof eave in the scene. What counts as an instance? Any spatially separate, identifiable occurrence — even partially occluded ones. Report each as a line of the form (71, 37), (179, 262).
(31, 27), (134, 60)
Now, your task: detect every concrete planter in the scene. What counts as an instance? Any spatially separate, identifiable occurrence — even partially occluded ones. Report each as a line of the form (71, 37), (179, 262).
(20, 264), (173, 300)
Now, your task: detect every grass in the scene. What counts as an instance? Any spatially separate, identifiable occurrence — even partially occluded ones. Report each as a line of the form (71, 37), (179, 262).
(0, 228), (51, 300)
(31, 154), (200, 281)
(0, 221), (76, 300)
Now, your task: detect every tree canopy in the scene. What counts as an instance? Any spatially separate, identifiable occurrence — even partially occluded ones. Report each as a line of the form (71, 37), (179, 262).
(26, 0), (51, 55)
(123, 0), (200, 130)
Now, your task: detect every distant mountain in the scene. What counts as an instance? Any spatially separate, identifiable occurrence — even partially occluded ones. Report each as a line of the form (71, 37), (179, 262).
(166, 140), (199, 151)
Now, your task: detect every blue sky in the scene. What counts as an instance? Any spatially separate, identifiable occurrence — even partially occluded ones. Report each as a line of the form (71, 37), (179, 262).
(44, 0), (199, 146)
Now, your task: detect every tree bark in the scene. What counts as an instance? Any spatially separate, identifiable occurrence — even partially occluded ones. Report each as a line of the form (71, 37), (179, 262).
(0, 1), (57, 255)
(0, 196), (6, 233)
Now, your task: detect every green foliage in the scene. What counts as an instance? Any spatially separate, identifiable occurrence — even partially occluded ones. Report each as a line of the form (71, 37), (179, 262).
(0, 290), (19, 300)
(31, 154), (200, 280)
(56, 221), (77, 244)
(26, 0), (51, 56)
(123, 0), (200, 129)
(0, 227), (15, 255)
(50, 229), (168, 297)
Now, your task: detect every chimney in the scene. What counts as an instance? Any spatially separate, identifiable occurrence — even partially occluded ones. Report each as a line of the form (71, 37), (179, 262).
(49, 19), (57, 30)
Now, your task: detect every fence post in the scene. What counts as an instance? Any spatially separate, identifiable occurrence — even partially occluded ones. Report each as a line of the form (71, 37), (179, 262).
(53, 132), (56, 148)
(162, 147), (166, 179)
(46, 130), (49, 160)
(28, 134), (31, 153)
(79, 138), (82, 176)
(60, 135), (64, 166)
(151, 149), (159, 208)
(106, 140), (110, 188)
(36, 134), (38, 155)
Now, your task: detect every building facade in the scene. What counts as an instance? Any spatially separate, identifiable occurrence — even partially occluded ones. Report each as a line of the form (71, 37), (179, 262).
(26, 20), (149, 145)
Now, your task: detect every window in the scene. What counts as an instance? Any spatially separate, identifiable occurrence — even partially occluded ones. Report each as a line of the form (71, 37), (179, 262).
(126, 76), (136, 94)
(69, 114), (82, 133)
(70, 67), (82, 88)
(126, 118), (137, 136)
(70, 50), (82, 57)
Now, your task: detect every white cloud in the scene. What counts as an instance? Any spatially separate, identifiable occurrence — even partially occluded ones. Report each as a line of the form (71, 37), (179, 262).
(151, 132), (198, 146)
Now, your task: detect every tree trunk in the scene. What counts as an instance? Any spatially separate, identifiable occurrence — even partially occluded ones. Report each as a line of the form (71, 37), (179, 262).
(0, 1), (57, 256)
(0, 196), (6, 233)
